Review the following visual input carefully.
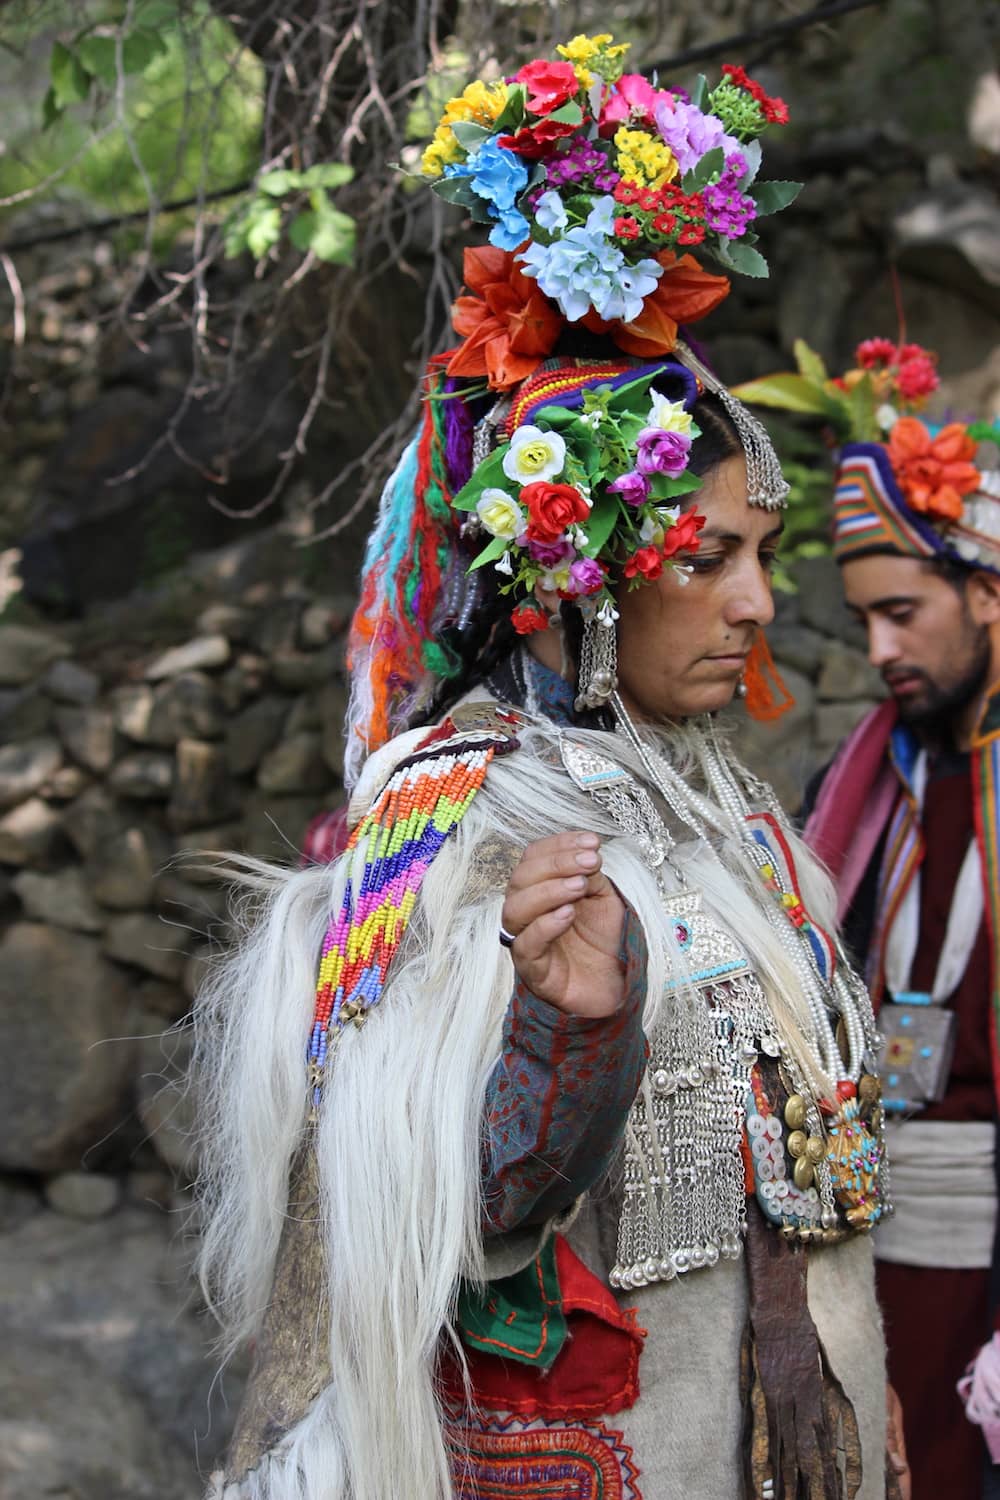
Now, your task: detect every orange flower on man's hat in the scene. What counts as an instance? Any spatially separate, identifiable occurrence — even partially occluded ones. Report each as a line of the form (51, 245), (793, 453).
(446, 246), (564, 391)
(887, 417), (981, 523)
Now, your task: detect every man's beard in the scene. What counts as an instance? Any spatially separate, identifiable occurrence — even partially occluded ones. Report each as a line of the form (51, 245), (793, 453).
(892, 636), (992, 731)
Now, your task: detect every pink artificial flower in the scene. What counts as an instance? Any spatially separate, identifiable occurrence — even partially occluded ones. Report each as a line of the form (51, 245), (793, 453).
(599, 74), (664, 134)
(566, 558), (606, 595)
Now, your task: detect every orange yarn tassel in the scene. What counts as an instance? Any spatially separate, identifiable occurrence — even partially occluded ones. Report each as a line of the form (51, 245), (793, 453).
(743, 633), (795, 722)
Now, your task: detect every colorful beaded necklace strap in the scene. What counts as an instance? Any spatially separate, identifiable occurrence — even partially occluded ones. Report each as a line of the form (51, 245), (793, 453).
(308, 705), (522, 1105)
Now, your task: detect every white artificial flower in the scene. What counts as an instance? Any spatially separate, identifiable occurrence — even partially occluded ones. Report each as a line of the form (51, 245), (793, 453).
(876, 403), (899, 433)
(538, 564), (572, 593)
(597, 598), (620, 626)
(646, 392), (694, 436)
(476, 488), (524, 540)
(672, 563), (693, 586)
(494, 550), (514, 576)
(639, 515), (665, 545)
(535, 190), (569, 233)
(502, 425), (567, 484)
(580, 409), (603, 430)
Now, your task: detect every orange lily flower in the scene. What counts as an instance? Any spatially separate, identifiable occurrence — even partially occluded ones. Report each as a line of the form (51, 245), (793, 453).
(445, 245), (564, 391)
(583, 252), (731, 357)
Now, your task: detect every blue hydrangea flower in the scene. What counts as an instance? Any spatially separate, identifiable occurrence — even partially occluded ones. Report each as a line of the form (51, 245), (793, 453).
(446, 138), (531, 251)
(519, 198), (662, 322)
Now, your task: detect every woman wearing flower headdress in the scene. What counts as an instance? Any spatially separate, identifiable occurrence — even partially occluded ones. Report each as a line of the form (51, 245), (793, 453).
(196, 37), (897, 1500)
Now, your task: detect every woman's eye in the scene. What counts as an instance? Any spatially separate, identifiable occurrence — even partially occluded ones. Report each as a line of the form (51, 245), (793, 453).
(688, 553), (724, 573)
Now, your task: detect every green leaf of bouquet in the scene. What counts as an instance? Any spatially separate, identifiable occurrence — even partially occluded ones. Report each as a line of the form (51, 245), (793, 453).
(77, 35), (117, 85)
(432, 174), (477, 207)
(689, 75), (708, 110)
(793, 339), (828, 385)
(584, 496), (620, 557)
(300, 163), (354, 190)
(715, 239), (769, 278)
(846, 375), (878, 441)
(259, 169), (302, 196)
(606, 370), (660, 411)
(467, 197), (494, 224)
(468, 535), (510, 571)
(729, 372), (838, 415)
(451, 120), (491, 151)
(534, 404), (582, 430)
(493, 85), (526, 134)
(50, 41), (90, 106)
(738, 138), (762, 189)
(121, 29), (167, 74)
(546, 100), (583, 126)
(649, 472), (701, 500)
(686, 146), (725, 190)
(451, 450), (508, 509)
(751, 180), (803, 217)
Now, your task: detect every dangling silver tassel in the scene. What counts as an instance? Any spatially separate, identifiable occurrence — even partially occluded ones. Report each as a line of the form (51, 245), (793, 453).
(674, 339), (790, 510)
(574, 613), (618, 711)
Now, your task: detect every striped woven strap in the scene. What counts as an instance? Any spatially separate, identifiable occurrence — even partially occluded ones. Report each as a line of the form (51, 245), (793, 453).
(308, 705), (522, 1101)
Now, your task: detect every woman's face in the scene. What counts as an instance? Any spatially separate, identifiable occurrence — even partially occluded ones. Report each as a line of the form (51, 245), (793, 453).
(614, 454), (782, 721)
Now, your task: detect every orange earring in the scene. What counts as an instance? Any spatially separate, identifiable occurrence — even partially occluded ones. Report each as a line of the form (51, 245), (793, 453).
(742, 632), (795, 722)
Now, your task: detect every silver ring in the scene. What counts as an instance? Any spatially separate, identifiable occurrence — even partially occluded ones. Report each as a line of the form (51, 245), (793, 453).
(499, 925), (517, 950)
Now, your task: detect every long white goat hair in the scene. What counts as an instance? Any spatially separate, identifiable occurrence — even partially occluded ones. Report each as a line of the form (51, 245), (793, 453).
(196, 717), (847, 1497)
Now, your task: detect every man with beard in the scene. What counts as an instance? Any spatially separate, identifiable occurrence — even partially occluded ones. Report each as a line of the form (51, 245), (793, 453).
(802, 409), (1000, 1500)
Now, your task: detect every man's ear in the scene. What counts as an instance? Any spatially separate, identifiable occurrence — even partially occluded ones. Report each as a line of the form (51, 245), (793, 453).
(966, 570), (1000, 626)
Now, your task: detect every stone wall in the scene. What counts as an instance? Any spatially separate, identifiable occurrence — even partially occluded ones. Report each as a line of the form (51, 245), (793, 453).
(0, 527), (882, 1495)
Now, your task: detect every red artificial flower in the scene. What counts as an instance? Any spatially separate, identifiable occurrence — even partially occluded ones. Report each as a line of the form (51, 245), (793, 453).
(855, 337), (897, 370)
(521, 480), (590, 544)
(637, 188), (660, 212)
(623, 545), (664, 582)
(899, 342), (932, 363)
(658, 184), (685, 208)
(511, 602), (550, 635)
(652, 211), (678, 235)
(498, 117), (578, 159)
(762, 96), (789, 125)
(446, 245), (564, 390)
(721, 63), (751, 91)
(614, 215), (641, 240)
(683, 191), (704, 215)
(887, 417), (980, 522)
(662, 509), (706, 558)
(897, 351), (939, 401)
(514, 59), (580, 116)
(614, 181), (642, 206)
(677, 222), (706, 246)
(720, 62), (789, 126)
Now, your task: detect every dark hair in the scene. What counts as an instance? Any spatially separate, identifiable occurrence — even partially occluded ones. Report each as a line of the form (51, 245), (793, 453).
(418, 384), (741, 725)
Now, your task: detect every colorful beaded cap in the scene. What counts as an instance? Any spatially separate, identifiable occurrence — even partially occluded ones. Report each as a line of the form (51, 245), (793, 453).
(308, 715), (520, 1101)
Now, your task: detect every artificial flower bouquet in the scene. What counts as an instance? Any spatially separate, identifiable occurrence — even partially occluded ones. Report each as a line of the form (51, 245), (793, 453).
(450, 364), (706, 632)
(421, 33), (800, 386)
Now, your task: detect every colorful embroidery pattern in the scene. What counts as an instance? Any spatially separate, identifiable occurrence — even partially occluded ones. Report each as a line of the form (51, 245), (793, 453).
(308, 720), (517, 1100)
(450, 1414), (642, 1498)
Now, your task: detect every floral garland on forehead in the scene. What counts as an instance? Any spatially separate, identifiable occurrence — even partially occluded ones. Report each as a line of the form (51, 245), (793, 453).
(420, 33), (801, 391)
(450, 364), (707, 632)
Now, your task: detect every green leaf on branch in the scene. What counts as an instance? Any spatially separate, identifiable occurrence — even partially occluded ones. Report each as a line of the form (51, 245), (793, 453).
(451, 121), (490, 151)
(300, 163), (353, 190)
(583, 496), (619, 557)
(452, 449), (508, 509)
(78, 35), (117, 85)
(289, 197), (356, 263)
(244, 204), (281, 259)
(793, 339), (828, 384)
(51, 41), (91, 106)
(649, 472), (701, 500)
(258, 169), (300, 196)
(729, 372), (841, 416)
(493, 85), (526, 134)
(42, 86), (63, 128)
(121, 29), (167, 74)
(751, 180), (802, 217)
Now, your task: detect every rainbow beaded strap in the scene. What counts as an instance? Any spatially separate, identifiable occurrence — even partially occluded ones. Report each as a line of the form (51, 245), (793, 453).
(308, 706), (522, 1106)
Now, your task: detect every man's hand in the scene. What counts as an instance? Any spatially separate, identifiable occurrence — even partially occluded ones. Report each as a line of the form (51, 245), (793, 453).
(887, 1383), (911, 1499)
(501, 831), (627, 1018)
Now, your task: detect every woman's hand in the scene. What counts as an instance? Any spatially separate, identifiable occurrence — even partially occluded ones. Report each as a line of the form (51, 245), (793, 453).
(886, 1384), (911, 1499)
(501, 831), (627, 1018)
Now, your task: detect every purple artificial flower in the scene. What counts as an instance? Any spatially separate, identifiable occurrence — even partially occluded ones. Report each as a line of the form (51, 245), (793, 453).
(635, 427), (692, 477)
(608, 469), (651, 506)
(527, 534), (575, 566)
(702, 178), (757, 238)
(593, 170), (621, 193)
(566, 557), (606, 595)
(654, 97), (740, 176)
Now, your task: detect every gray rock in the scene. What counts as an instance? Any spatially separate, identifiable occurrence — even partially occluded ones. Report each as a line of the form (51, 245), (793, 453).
(225, 693), (290, 776)
(219, 651), (269, 710)
(136, 977), (190, 1023)
(0, 797), (63, 865)
(0, 1331), (199, 1498)
(42, 657), (100, 703)
(815, 700), (881, 759)
(895, 182), (1000, 290)
(11, 867), (104, 932)
(270, 640), (342, 691)
(88, 825), (172, 909)
(45, 1170), (121, 1219)
(145, 634), (230, 680)
(765, 621), (830, 680)
(791, 556), (868, 649)
(299, 599), (349, 648)
(111, 682), (155, 741)
(0, 624), (69, 686)
(54, 703), (116, 772)
(62, 784), (128, 857)
(103, 913), (191, 981)
(153, 870), (231, 936)
(816, 641), (884, 702)
(257, 730), (329, 794)
(146, 671), (226, 746)
(126, 1167), (174, 1210)
(242, 791), (326, 862)
(248, 596), (303, 655)
(0, 684), (52, 741)
(0, 1210), (244, 1472)
(109, 750), (174, 800)
(182, 941), (215, 1002)
(0, 924), (134, 1172)
(45, 763), (90, 800)
(196, 602), (251, 639)
(0, 1175), (41, 1232)
(168, 738), (236, 830)
(318, 678), (349, 779)
(136, 1026), (197, 1177)
(171, 823), (243, 883)
(287, 692), (322, 735)
(0, 736), (62, 810)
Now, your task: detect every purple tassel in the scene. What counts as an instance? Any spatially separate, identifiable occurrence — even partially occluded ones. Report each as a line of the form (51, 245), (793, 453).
(443, 378), (475, 492)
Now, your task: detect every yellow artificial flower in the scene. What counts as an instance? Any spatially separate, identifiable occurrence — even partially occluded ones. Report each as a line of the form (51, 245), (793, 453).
(441, 79), (508, 129)
(421, 125), (464, 177)
(614, 127), (679, 189)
